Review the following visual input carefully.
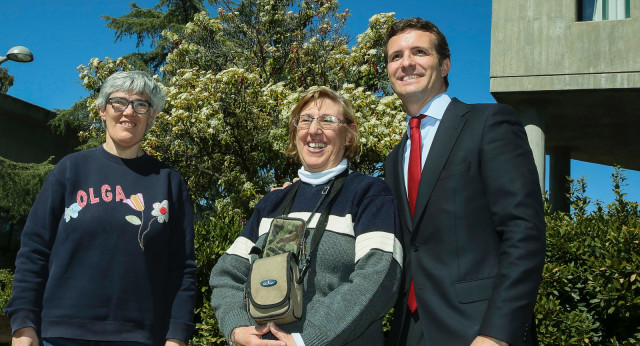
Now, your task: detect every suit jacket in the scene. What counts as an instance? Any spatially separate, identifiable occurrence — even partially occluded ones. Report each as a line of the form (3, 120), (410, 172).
(386, 98), (546, 346)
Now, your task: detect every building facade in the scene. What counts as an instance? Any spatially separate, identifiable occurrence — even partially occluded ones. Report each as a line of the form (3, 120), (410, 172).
(490, 0), (639, 211)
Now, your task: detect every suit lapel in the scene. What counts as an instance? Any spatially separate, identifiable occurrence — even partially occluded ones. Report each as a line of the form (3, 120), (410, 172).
(412, 98), (469, 228)
(387, 136), (413, 228)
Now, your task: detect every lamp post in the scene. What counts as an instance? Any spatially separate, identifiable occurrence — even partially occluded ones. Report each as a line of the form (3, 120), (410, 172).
(0, 46), (34, 65)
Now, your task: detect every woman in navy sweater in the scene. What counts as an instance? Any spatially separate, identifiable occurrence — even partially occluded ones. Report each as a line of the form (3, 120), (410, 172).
(6, 71), (197, 346)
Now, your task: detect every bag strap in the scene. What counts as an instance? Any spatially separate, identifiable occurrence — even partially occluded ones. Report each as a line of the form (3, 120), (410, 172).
(305, 171), (347, 253)
(298, 170), (348, 282)
(278, 180), (301, 216)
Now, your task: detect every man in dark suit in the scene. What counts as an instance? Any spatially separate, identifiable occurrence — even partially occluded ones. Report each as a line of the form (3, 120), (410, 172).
(384, 18), (546, 346)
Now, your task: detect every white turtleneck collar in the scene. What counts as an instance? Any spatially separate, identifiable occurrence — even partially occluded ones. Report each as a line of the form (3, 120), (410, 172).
(297, 159), (348, 185)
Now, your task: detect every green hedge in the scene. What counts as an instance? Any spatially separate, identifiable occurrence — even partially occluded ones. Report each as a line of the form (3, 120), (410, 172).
(0, 157), (54, 221)
(536, 170), (640, 345)
(0, 269), (12, 310)
(190, 205), (243, 345)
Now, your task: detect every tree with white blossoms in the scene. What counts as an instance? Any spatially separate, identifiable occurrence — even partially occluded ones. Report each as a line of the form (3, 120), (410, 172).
(55, 1), (405, 343)
(71, 4), (405, 217)
(158, 7), (406, 215)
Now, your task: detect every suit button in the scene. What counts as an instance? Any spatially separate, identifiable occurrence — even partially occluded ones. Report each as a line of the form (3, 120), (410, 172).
(401, 288), (408, 296)
(411, 244), (420, 252)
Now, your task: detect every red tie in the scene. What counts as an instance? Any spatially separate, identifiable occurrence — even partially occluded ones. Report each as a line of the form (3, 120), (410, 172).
(407, 114), (425, 314)
(407, 114), (426, 218)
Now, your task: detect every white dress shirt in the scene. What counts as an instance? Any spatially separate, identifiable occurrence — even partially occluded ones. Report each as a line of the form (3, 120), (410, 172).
(402, 93), (452, 195)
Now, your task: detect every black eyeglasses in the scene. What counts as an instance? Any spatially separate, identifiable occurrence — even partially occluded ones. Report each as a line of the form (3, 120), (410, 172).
(107, 97), (153, 114)
(293, 114), (344, 129)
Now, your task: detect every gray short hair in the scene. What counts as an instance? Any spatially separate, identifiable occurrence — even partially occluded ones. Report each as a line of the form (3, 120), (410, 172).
(96, 71), (166, 112)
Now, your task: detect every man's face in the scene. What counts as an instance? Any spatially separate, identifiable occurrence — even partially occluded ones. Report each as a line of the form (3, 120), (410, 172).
(386, 29), (450, 115)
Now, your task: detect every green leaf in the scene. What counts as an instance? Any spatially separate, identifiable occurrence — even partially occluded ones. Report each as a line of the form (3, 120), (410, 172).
(126, 215), (141, 225)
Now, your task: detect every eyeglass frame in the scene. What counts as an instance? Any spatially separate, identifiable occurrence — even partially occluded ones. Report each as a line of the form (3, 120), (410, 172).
(107, 97), (153, 115)
(292, 114), (346, 130)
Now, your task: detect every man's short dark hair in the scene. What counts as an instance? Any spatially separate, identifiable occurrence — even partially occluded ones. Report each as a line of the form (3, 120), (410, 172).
(384, 17), (451, 88)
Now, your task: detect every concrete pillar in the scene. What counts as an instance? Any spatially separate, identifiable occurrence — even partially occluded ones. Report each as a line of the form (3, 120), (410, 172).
(520, 107), (546, 193)
(549, 147), (571, 213)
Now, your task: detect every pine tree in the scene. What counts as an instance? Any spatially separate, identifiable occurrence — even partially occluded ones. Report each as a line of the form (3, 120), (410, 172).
(103, 0), (216, 73)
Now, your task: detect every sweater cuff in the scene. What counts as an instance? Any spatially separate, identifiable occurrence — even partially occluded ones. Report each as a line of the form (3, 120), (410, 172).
(9, 309), (40, 335)
(218, 308), (256, 341)
(298, 321), (331, 346)
(166, 319), (195, 343)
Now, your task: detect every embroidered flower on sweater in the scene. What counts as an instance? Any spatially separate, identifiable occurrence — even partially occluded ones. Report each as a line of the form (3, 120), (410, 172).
(124, 194), (169, 250)
(124, 193), (145, 227)
(151, 200), (169, 223)
(124, 193), (145, 211)
(63, 203), (82, 222)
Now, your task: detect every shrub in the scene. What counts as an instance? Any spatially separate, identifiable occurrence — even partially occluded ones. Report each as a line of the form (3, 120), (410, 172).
(536, 168), (640, 345)
(190, 202), (244, 345)
(0, 269), (12, 311)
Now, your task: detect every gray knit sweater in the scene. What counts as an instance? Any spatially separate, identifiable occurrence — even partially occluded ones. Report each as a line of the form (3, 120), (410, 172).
(210, 172), (402, 345)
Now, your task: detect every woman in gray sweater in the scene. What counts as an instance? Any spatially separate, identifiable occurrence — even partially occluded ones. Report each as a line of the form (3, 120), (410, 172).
(210, 87), (402, 345)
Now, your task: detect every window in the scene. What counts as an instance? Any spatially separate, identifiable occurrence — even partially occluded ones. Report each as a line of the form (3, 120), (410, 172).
(579, 0), (630, 21)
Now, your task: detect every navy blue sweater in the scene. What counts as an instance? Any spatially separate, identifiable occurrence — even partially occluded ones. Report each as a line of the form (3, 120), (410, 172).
(5, 145), (197, 344)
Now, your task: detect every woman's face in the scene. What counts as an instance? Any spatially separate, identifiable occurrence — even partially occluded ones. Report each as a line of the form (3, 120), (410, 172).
(99, 90), (155, 152)
(295, 97), (352, 172)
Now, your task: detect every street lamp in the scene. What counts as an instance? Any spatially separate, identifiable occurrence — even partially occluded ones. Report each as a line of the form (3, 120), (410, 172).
(0, 46), (34, 65)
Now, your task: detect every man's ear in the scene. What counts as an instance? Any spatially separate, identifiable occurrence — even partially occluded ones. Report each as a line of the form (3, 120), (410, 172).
(440, 58), (451, 78)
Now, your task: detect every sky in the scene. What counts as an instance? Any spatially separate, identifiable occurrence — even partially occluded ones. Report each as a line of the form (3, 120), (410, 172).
(1, 0), (638, 207)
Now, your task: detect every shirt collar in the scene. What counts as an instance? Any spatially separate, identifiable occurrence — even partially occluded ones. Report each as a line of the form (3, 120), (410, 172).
(405, 92), (451, 123)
